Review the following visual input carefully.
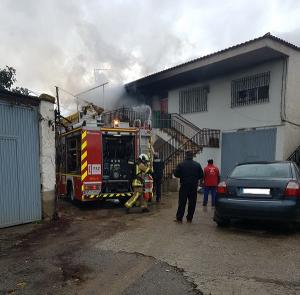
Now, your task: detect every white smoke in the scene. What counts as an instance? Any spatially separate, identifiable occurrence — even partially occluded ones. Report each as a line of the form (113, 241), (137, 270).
(1, 0), (300, 117)
(132, 105), (152, 122)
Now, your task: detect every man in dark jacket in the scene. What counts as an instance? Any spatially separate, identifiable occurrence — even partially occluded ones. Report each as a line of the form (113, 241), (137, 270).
(153, 153), (164, 202)
(173, 150), (204, 223)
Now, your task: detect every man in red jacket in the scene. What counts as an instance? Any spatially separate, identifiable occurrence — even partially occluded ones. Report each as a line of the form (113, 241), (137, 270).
(203, 159), (220, 207)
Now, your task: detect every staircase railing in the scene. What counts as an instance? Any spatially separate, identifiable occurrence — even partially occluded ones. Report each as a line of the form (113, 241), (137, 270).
(157, 128), (220, 180)
(287, 146), (300, 166)
(153, 112), (206, 148)
(170, 113), (200, 139)
(156, 128), (185, 163)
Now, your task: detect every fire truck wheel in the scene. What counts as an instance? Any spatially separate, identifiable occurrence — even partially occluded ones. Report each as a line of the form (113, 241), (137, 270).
(66, 181), (75, 203)
(119, 198), (130, 207)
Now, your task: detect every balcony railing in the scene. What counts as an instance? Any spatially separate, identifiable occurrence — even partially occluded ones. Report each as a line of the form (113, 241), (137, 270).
(101, 107), (149, 126)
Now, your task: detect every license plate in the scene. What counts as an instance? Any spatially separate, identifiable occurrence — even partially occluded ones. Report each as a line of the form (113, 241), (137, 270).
(84, 190), (101, 195)
(242, 188), (270, 195)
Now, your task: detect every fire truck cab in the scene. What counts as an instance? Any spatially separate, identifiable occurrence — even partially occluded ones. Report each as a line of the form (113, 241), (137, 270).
(57, 106), (153, 204)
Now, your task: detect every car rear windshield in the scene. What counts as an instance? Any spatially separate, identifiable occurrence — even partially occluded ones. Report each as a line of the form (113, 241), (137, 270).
(230, 163), (292, 179)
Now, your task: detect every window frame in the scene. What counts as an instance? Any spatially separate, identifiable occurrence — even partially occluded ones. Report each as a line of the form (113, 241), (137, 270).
(65, 134), (81, 174)
(231, 72), (270, 108)
(179, 86), (209, 114)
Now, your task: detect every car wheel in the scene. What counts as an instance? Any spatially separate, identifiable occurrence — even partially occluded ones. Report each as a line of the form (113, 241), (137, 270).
(119, 198), (130, 207)
(214, 212), (230, 227)
(286, 222), (297, 232)
(216, 218), (230, 227)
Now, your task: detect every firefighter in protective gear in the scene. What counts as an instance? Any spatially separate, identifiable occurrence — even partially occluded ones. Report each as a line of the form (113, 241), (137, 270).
(125, 154), (153, 212)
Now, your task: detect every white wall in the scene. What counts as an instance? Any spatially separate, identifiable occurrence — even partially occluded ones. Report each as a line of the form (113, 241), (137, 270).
(151, 96), (161, 111)
(168, 59), (284, 131)
(282, 50), (300, 158)
(39, 98), (56, 219)
(195, 147), (220, 171)
(281, 123), (300, 160)
(39, 100), (55, 192)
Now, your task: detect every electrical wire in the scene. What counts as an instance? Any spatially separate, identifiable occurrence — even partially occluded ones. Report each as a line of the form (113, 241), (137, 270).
(57, 87), (76, 97)
(57, 86), (94, 105)
(75, 82), (108, 97)
(283, 119), (300, 128)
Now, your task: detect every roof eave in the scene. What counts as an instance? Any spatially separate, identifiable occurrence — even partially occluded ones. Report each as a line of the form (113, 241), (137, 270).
(126, 34), (298, 91)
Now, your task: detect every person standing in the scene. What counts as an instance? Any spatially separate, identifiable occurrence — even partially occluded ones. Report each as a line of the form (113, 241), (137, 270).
(173, 150), (203, 223)
(153, 152), (164, 202)
(203, 159), (220, 207)
(125, 154), (152, 213)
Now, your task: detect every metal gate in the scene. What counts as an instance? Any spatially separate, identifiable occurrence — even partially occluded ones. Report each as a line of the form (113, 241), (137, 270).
(221, 128), (277, 177)
(0, 101), (41, 228)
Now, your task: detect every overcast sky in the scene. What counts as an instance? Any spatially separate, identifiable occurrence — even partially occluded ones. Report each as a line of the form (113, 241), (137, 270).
(1, 0), (300, 111)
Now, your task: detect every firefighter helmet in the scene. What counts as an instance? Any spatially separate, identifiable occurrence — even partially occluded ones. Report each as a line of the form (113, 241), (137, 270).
(139, 153), (149, 162)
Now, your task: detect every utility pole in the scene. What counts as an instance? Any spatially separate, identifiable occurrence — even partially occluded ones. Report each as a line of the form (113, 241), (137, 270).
(54, 86), (61, 220)
(55, 86), (60, 115)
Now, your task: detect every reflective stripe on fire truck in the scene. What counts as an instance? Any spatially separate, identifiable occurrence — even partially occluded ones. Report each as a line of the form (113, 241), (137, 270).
(84, 192), (133, 199)
(81, 130), (88, 186)
(82, 130), (87, 140)
(81, 151), (87, 161)
(81, 140), (87, 150)
(81, 161), (87, 171)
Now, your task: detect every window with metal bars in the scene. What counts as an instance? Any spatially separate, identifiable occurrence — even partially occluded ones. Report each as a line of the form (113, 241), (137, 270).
(179, 86), (208, 114)
(231, 72), (270, 107)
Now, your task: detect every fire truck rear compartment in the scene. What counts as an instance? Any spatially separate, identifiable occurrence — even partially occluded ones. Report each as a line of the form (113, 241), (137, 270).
(102, 134), (135, 193)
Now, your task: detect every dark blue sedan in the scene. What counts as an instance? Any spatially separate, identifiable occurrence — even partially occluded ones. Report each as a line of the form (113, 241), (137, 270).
(214, 161), (300, 227)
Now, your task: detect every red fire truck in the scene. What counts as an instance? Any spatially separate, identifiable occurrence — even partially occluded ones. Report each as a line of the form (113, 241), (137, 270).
(56, 106), (153, 204)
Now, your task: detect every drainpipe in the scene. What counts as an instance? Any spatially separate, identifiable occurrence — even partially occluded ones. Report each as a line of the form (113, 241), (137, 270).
(280, 57), (288, 122)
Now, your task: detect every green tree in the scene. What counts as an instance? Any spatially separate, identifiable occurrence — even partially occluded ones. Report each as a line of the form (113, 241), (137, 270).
(13, 87), (30, 96)
(0, 66), (30, 95)
(0, 66), (16, 90)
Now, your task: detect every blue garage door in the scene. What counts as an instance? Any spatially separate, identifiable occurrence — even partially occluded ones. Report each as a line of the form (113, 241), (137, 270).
(0, 101), (41, 228)
(221, 128), (277, 178)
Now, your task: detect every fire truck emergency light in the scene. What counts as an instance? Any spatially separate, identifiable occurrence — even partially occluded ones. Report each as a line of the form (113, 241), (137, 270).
(113, 119), (120, 128)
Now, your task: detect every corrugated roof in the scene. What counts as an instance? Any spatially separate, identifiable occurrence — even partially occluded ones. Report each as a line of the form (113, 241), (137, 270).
(126, 33), (300, 86)
(0, 89), (40, 106)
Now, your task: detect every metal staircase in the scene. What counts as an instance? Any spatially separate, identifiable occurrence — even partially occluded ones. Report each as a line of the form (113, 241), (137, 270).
(154, 113), (220, 180)
(287, 146), (300, 167)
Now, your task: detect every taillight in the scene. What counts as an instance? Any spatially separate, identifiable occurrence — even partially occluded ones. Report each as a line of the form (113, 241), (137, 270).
(217, 181), (228, 195)
(83, 183), (101, 191)
(284, 181), (300, 197)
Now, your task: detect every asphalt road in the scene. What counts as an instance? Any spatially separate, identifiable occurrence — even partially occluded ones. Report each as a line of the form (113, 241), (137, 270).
(0, 194), (299, 295)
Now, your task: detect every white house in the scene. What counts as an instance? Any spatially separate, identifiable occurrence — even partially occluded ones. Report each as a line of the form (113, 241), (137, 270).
(125, 33), (300, 176)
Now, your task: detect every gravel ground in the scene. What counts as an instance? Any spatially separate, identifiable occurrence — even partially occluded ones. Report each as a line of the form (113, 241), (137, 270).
(0, 198), (201, 295)
(0, 194), (299, 295)
(95, 194), (300, 295)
